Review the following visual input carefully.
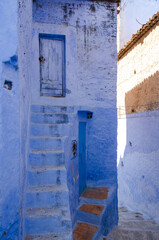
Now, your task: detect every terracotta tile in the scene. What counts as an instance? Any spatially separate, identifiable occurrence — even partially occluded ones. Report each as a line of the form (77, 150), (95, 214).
(81, 187), (108, 199)
(73, 222), (98, 240)
(79, 204), (104, 215)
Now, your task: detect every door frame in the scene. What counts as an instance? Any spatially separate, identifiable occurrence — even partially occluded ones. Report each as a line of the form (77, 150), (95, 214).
(78, 121), (87, 196)
(39, 33), (66, 97)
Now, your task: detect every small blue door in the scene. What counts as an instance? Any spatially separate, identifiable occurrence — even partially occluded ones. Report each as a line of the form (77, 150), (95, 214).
(79, 122), (86, 195)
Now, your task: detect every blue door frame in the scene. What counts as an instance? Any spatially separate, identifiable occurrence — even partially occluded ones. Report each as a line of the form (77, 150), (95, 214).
(79, 122), (86, 196)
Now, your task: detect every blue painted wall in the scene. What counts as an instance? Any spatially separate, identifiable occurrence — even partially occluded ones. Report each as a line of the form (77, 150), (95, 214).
(18, 0), (33, 238)
(0, 0), (118, 238)
(31, 0), (118, 232)
(118, 110), (159, 223)
(19, 0), (118, 235)
(87, 108), (117, 186)
(0, 1), (21, 239)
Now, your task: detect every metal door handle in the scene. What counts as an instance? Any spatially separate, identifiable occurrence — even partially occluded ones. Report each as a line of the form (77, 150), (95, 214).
(39, 56), (45, 63)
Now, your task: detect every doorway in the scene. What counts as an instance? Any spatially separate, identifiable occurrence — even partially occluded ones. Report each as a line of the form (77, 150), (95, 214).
(79, 122), (87, 196)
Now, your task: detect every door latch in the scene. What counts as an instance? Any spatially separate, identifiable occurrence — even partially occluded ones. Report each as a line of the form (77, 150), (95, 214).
(39, 56), (45, 63)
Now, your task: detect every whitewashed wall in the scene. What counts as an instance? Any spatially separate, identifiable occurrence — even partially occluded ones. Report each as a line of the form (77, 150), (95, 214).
(31, 0), (117, 108)
(118, 20), (159, 223)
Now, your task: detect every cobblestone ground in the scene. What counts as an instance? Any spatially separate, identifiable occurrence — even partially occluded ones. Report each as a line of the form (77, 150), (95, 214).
(105, 207), (159, 240)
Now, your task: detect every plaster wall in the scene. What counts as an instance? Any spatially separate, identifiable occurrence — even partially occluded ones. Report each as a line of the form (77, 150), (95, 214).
(18, 0), (33, 238)
(117, 21), (159, 222)
(118, 111), (159, 223)
(31, 0), (117, 108)
(0, 0), (21, 239)
(28, 0), (118, 229)
(118, 22), (159, 116)
(119, 0), (159, 50)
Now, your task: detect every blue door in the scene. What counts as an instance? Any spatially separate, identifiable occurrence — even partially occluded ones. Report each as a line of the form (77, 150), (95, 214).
(79, 122), (86, 195)
(39, 34), (66, 97)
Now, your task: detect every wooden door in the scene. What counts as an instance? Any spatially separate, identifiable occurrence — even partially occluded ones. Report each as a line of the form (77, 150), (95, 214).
(39, 34), (65, 97)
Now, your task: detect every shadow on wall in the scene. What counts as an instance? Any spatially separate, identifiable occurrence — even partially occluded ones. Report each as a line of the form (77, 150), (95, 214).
(0, 56), (20, 240)
(125, 70), (159, 114)
(118, 70), (159, 222)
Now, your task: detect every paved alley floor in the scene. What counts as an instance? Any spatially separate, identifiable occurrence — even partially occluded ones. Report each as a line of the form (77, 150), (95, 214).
(106, 207), (159, 240)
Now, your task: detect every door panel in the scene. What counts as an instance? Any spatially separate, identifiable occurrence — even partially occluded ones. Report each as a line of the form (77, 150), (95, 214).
(39, 34), (65, 97)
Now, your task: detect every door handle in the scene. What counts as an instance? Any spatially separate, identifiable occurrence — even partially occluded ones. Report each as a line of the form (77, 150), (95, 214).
(39, 56), (45, 63)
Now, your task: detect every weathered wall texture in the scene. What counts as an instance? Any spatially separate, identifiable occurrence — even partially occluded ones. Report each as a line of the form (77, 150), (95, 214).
(118, 22), (159, 116)
(117, 19), (159, 222)
(28, 0), (117, 229)
(31, 0), (117, 107)
(18, 0), (33, 238)
(0, 0), (21, 239)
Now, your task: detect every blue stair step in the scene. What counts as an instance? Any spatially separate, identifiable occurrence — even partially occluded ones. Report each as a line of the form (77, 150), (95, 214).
(31, 113), (69, 124)
(77, 186), (118, 239)
(26, 185), (70, 208)
(25, 105), (73, 239)
(30, 137), (66, 151)
(27, 166), (67, 186)
(30, 123), (70, 137)
(25, 232), (72, 240)
(25, 217), (71, 235)
(77, 210), (101, 226)
(28, 151), (65, 167)
(31, 105), (74, 114)
(25, 206), (71, 235)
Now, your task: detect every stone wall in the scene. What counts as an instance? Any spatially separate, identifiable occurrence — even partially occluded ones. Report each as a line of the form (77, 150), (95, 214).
(118, 19), (159, 222)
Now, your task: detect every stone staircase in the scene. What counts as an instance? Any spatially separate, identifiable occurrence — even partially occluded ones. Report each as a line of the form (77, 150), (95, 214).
(24, 105), (74, 240)
(106, 206), (159, 240)
(73, 186), (118, 240)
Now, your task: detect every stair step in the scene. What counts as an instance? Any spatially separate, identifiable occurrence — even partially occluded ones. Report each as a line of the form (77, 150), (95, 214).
(28, 165), (65, 171)
(77, 204), (105, 226)
(79, 204), (104, 215)
(30, 137), (66, 151)
(25, 206), (72, 235)
(31, 113), (69, 124)
(25, 105), (73, 238)
(31, 105), (74, 114)
(119, 220), (159, 231)
(81, 187), (108, 200)
(73, 222), (98, 240)
(30, 123), (70, 137)
(27, 165), (67, 186)
(107, 207), (159, 239)
(25, 232), (72, 240)
(107, 227), (159, 240)
(26, 206), (70, 219)
(25, 216), (71, 235)
(26, 185), (69, 208)
(29, 151), (65, 167)
(27, 184), (68, 193)
(78, 186), (117, 238)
